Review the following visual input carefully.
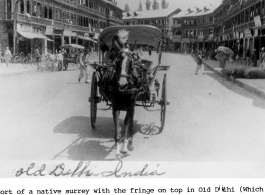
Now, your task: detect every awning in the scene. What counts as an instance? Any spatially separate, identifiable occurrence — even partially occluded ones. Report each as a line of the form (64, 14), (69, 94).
(197, 35), (204, 42)
(252, 24), (265, 29)
(71, 32), (77, 37)
(182, 38), (189, 43)
(77, 35), (97, 43)
(206, 34), (213, 42)
(45, 26), (54, 36)
(17, 30), (53, 41)
(63, 30), (72, 36)
(172, 38), (181, 42)
(244, 29), (252, 38)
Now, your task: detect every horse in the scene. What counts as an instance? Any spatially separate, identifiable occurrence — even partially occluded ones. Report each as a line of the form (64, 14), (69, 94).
(104, 29), (141, 159)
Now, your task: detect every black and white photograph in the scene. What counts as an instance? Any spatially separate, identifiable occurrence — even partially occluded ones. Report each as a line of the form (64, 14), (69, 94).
(1, 0), (265, 181)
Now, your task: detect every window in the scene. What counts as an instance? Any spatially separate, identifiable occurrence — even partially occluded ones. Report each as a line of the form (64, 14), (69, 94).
(49, 7), (52, 19)
(44, 6), (48, 18)
(20, 0), (24, 13)
(26, 1), (30, 14)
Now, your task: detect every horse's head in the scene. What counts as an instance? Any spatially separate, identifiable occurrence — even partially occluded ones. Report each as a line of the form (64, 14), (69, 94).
(114, 48), (135, 92)
(111, 29), (138, 92)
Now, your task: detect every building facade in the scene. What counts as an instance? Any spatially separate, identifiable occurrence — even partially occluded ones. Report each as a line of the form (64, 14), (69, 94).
(214, 0), (265, 59)
(171, 6), (215, 53)
(122, 8), (181, 50)
(0, 0), (123, 55)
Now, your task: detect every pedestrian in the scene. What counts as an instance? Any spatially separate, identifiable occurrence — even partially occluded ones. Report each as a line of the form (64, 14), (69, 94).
(245, 49), (250, 66)
(260, 47), (265, 68)
(90, 46), (94, 56)
(148, 46), (152, 59)
(235, 53), (239, 62)
(251, 49), (257, 67)
(195, 52), (205, 75)
(34, 46), (41, 66)
(4, 47), (12, 67)
(216, 50), (228, 69)
(57, 50), (64, 71)
(78, 49), (91, 83)
(229, 53), (234, 64)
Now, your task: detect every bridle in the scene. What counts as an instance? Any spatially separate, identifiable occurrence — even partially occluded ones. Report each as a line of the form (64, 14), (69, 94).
(108, 45), (140, 94)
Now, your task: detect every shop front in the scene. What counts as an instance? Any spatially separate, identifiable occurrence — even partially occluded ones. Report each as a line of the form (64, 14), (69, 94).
(197, 35), (204, 50)
(17, 23), (51, 56)
(172, 35), (181, 52)
(189, 37), (197, 51)
(45, 26), (63, 54)
(244, 28), (253, 54)
(181, 38), (189, 53)
(205, 34), (213, 50)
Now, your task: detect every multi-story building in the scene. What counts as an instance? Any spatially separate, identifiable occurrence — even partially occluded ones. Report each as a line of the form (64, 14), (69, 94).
(0, 0), (123, 55)
(122, 7), (181, 50)
(171, 5), (216, 52)
(214, 0), (265, 59)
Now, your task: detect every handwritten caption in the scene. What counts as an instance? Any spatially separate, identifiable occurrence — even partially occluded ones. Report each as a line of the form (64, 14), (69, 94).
(0, 186), (264, 194)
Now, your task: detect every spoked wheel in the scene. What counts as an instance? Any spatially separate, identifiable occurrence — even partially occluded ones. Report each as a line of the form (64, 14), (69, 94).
(90, 71), (98, 129)
(160, 74), (167, 131)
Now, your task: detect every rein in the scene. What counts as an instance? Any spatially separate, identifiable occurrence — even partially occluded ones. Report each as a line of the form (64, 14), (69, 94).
(107, 48), (140, 95)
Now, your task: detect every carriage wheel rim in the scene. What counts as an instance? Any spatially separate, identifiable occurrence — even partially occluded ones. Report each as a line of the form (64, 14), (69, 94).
(160, 74), (167, 130)
(90, 71), (98, 129)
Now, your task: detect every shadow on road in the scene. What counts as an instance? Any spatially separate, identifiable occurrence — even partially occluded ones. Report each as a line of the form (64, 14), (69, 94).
(54, 116), (114, 138)
(206, 71), (265, 110)
(53, 116), (143, 161)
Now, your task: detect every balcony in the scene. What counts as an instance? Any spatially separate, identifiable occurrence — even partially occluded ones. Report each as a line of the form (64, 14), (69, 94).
(107, 16), (123, 24)
(17, 13), (53, 26)
(172, 23), (182, 28)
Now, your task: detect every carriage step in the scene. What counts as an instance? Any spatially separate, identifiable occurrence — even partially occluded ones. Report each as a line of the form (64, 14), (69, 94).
(157, 99), (170, 105)
(88, 96), (101, 103)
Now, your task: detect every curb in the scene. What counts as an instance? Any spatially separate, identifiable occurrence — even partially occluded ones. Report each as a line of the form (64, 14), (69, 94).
(202, 60), (265, 100)
(0, 69), (36, 78)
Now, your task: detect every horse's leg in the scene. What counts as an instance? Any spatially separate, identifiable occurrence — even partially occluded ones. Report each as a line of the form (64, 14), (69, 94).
(113, 108), (122, 159)
(121, 104), (135, 153)
(127, 105), (135, 151)
(121, 111), (129, 154)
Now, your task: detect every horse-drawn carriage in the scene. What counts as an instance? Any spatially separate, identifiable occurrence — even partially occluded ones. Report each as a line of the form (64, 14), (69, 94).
(60, 44), (84, 71)
(89, 25), (169, 159)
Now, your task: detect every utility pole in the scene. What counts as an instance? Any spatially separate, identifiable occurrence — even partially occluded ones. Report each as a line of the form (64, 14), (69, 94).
(13, 0), (20, 55)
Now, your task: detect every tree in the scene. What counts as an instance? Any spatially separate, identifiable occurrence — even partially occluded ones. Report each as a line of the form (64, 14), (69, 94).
(145, 0), (151, 10)
(161, 0), (169, 9)
(138, 1), (143, 11)
(152, 0), (159, 10)
(124, 3), (130, 12)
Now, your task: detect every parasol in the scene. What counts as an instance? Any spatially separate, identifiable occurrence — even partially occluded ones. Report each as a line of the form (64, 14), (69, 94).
(60, 44), (84, 50)
(216, 46), (234, 55)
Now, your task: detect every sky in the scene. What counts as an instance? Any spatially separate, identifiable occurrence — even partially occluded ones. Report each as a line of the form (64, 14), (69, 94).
(117, 0), (223, 12)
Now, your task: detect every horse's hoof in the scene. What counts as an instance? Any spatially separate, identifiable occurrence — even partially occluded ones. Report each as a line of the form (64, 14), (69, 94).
(120, 140), (128, 154)
(128, 142), (134, 151)
(128, 144), (134, 151)
(116, 154), (122, 160)
(120, 147), (128, 154)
